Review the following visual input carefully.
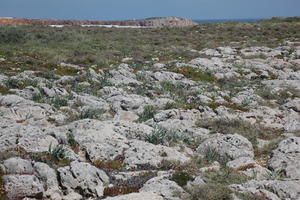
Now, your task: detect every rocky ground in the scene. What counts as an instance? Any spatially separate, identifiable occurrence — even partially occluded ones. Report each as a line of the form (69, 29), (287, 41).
(0, 25), (300, 199)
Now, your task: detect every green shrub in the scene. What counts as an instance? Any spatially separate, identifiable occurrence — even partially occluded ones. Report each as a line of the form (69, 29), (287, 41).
(137, 105), (157, 122)
(201, 146), (229, 166)
(202, 168), (250, 185)
(263, 170), (286, 180)
(36, 71), (59, 80)
(145, 125), (192, 146)
(4, 78), (38, 89)
(67, 132), (79, 150)
(163, 102), (177, 110)
(171, 171), (193, 187)
(172, 67), (216, 82)
(79, 108), (105, 120)
(48, 144), (67, 161)
(0, 27), (27, 44)
(50, 96), (69, 109)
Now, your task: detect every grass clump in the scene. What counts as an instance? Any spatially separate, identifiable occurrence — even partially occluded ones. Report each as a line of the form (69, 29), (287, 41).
(4, 78), (38, 90)
(202, 168), (250, 185)
(67, 132), (80, 152)
(50, 96), (69, 109)
(202, 146), (229, 166)
(172, 67), (216, 82)
(171, 171), (193, 187)
(137, 105), (157, 122)
(29, 147), (70, 168)
(35, 71), (59, 80)
(262, 170), (286, 180)
(145, 125), (192, 147)
(66, 74), (112, 96)
(79, 108), (105, 120)
(48, 144), (67, 161)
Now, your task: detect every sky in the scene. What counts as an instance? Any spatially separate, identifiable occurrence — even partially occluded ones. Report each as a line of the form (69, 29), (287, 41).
(0, 0), (300, 21)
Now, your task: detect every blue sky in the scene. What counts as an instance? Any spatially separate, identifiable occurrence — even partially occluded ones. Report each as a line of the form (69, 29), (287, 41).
(1, 0), (300, 20)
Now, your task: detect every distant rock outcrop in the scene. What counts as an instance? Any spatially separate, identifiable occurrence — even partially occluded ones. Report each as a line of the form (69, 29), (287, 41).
(0, 17), (198, 27)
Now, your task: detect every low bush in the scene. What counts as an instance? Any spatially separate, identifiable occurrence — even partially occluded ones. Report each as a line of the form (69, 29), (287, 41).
(79, 108), (105, 120)
(50, 96), (69, 109)
(137, 105), (157, 122)
(4, 78), (38, 90)
(48, 144), (67, 161)
(202, 168), (250, 185)
(171, 171), (193, 187)
(145, 125), (192, 146)
(172, 67), (216, 82)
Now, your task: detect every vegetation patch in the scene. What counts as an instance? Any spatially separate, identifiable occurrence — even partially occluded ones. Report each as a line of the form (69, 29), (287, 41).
(171, 171), (193, 187)
(172, 67), (216, 82)
(0, 85), (14, 95)
(145, 125), (193, 147)
(202, 168), (250, 185)
(105, 171), (156, 197)
(201, 146), (229, 166)
(35, 71), (59, 80)
(67, 132), (80, 152)
(196, 118), (283, 148)
(53, 66), (80, 76)
(257, 86), (300, 105)
(50, 96), (69, 109)
(93, 160), (124, 171)
(206, 102), (249, 112)
(186, 183), (233, 200)
(235, 192), (265, 200)
(254, 138), (282, 165)
(137, 105), (158, 122)
(78, 108), (106, 120)
(45, 144), (70, 167)
(4, 78), (38, 90)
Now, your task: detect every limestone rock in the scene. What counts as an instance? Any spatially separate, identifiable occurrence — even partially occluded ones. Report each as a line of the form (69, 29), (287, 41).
(197, 134), (254, 161)
(103, 192), (163, 200)
(140, 176), (186, 200)
(3, 174), (44, 200)
(231, 180), (300, 200)
(268, 137), (300, 179)
(58, 161), (109, 198)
